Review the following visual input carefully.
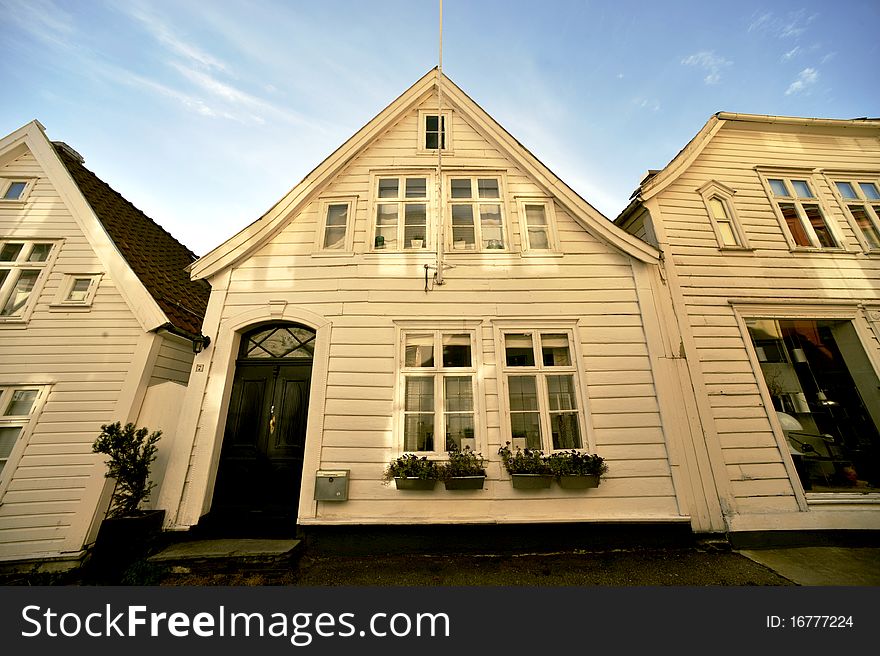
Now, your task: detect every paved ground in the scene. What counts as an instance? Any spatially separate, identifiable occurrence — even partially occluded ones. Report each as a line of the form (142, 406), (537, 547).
(3, 538), (878, 587)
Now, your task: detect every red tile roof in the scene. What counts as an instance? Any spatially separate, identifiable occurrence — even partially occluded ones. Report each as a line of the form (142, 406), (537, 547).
(53, 143), (210, 337)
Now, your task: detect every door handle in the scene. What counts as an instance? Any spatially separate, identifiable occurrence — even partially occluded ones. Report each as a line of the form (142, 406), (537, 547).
(269, 403), (276, 434)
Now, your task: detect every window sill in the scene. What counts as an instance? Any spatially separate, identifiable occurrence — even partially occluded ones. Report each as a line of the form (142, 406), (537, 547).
(48, 303), (93, 312)
(718, 246), (754, 253)
(311, 251), (356, 259)
(0, 318), (28, 328)
(805, 492), (880, 505)
(415, 148), (455, 157)
(789, 247), (850, 255)
(520, 251), (564, 258)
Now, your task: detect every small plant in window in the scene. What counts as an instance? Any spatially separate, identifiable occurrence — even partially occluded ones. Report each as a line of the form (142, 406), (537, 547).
(498, 441), (549, 475)
(383, 453), (439, 490)
(438, 446), (486, 489)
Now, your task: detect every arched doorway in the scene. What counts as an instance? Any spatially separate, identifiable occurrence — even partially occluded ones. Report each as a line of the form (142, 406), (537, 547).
(206, 323), (315, 536)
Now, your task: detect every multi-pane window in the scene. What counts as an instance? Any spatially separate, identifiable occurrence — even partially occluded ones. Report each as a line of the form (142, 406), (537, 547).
(0, 386), (46, 475)
(449, 176), (505, 251)
(832, 180), (880, 251)
(0, 240), (54, 319)
(502, 330), (584, 451)
(765, 176), (838, 248)
(401, 331), (476, 453)
(374, 176), (429, 251)
(320, 200), (353, 251)
(708, 197), (742, 247)
(425, 115), (446, 150)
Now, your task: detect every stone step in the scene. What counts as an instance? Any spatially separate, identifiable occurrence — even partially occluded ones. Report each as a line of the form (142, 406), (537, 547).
(147, 538), (302, 573)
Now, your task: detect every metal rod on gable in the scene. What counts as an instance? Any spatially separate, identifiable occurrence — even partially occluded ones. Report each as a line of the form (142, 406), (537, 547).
(434, 0), (446, 285)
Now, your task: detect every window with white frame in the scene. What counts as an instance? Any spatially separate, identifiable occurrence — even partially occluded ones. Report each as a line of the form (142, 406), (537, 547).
(517, 199), (558, 252)
(52, 273), (101, 307)
(0, 240), (55, 319)
(448, 176), (506, 251)
(418, 110), (451, 152)
(830, 179), (880, 251)
(373, 175), (430, 251)
(762, 174), (839, 249)
(501, 330), (585, 451)
(697, 181), (748, 249)
(0, 179), (33, 202)
(400, 330), (477, 453)
(318, 198), (356, 252)
(0, 385), (47, 475)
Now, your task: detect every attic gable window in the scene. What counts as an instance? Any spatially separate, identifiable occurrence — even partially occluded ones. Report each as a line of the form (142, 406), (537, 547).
(0, 179), (34, 203)
(418, 110), (452, 153)
(829, 178), (880, 252)
(760, 173), (841, 250)
(0, 240), (56, 321)
(697, 181), (749, 250)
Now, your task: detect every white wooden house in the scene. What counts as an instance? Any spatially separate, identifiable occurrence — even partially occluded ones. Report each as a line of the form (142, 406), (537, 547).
(157, 70), (728, 539)
(0, 121), (210, 567)
(616, 113), (880, 538)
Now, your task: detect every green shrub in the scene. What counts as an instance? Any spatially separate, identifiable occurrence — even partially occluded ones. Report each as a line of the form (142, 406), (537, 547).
(382, 454), (439, 482)
(438, 446), (486, 480)
(92, 422), (161, 518)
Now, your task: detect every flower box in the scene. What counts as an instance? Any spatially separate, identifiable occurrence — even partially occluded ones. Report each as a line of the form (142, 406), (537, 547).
(511, 474), (553, 489)
(394, 477), (437, 490)
(444, 475), (486, 490)
(557, 474), (600, 489)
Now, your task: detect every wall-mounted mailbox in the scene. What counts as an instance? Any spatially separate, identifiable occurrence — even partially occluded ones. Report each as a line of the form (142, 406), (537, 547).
(314, 470), (349, 501)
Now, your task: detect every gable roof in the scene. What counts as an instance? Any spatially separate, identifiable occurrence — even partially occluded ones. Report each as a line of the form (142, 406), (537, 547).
(0, 120), (209, 337)
(191, 69), (659, 279)
(617, 112), (880, 218)
(53, 144), (210, 336)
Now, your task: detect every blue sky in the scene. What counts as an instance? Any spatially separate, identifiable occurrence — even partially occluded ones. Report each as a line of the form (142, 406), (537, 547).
(1, 0), (877, 255)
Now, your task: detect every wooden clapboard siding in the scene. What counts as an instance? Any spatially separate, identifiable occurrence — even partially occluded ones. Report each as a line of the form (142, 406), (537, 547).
(149, 334), (194, 386)
(629, 117), (880, 516)
(0, 150), (145, 560)
(186, 89), (682, 526)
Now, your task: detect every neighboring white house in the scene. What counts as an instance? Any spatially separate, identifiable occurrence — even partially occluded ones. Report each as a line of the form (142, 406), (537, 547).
(616, 112), (880, 538)
(157, 70), (728, 538)
(0, 121), (210, 567)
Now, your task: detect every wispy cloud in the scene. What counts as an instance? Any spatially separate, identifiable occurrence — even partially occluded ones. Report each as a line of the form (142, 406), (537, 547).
(785, 68), (819, 95)
(0, 0), (75, 48)
(781, 46), (802, 61)
(681, 51), (732, 85)
(120, 2), (230, 73)
(748, 9), (817, 39)
(820, 52), (836, 64)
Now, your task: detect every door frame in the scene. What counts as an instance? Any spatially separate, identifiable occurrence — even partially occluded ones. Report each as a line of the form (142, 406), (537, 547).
(161, 304), (331, 531)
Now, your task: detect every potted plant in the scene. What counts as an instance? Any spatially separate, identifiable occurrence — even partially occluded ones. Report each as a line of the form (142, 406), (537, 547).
(547, 450), (608, 489)
(410, 235), (424, 249)
(498, 442), (552, 489)
(383, 453), (439, 490)
(91, 422), (164, 576)
(438, 446), (486, 490)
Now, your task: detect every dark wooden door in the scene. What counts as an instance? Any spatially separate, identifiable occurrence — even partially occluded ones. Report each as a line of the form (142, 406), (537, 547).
(210, 362), (312, 534)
